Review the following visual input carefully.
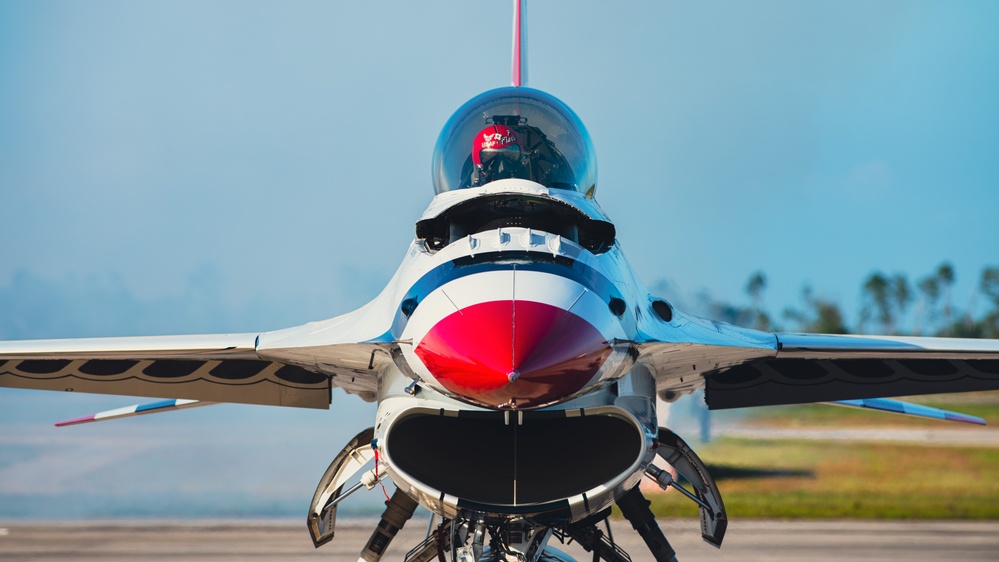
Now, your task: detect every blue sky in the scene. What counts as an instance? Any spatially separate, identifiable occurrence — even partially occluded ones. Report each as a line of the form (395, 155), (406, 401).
(1, 1), (997, 517)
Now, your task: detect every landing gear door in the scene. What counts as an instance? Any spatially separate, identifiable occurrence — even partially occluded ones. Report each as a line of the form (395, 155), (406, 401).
(307, 427), (376, 548)
(657, 427), (728, 548)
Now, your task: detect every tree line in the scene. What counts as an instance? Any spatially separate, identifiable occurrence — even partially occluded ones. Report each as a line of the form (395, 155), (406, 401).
(700, 263), (999, 338)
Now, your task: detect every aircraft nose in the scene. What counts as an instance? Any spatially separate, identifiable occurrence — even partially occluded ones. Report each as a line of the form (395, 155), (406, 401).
(414, 298), (612, 408)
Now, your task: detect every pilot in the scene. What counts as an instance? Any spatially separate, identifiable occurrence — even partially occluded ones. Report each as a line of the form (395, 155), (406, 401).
(470, 123), (527, 187)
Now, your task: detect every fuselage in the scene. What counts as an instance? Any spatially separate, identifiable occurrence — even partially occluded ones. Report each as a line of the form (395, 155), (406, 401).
(259, 176), (770, 523)
(372, 178), (661, 520)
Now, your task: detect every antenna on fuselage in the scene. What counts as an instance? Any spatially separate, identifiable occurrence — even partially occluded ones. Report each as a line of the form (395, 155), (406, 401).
(512, 0), (527, 87)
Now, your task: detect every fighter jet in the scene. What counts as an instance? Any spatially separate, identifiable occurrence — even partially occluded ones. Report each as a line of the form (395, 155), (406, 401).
(3, 2), (998, 561)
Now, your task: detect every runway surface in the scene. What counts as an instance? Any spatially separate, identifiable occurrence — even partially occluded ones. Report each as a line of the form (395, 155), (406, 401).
(2, 519), (998, 561)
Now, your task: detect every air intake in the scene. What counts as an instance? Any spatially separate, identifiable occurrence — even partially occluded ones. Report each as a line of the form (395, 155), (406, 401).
(384, 408), (644, 509)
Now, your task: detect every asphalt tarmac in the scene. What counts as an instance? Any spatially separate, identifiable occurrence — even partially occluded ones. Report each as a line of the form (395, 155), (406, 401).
(2, 519), (998, 561)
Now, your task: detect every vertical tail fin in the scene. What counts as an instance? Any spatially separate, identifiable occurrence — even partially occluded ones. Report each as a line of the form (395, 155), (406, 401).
(512, 0), (527, 87)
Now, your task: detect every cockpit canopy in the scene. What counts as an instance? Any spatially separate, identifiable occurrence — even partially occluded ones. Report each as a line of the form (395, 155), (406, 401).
(432, 87), (597, 195)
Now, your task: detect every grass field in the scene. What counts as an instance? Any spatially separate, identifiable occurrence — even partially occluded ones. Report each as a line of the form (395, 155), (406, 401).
(649, 438), (999, 519)
(647, 391), (999, 519)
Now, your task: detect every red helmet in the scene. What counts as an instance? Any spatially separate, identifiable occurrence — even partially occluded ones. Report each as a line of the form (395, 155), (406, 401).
(472, 124), (521, 167)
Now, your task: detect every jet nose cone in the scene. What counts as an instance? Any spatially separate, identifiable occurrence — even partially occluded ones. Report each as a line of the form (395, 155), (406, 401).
(414, 299), (611, 408)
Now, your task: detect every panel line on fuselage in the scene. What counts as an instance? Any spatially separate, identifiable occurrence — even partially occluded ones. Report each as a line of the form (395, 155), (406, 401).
(511, 263), (517, 376)
(440, 289), (464, 316)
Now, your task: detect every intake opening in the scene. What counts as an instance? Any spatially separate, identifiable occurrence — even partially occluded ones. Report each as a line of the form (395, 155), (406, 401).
(385, 410), (643, 508)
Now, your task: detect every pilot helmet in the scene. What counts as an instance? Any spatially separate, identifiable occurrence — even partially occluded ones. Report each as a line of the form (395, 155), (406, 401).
(471, 124), (525, 185)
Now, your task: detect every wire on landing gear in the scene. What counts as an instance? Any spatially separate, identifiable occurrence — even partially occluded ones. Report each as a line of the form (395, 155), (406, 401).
(372, 443), (392, 502)
(403, 518), (453, 562)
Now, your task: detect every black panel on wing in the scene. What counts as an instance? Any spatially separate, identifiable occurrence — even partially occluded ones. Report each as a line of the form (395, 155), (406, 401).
(0, 358), (330, 409)
(17, 359), (72, 374)
(706, 358), (999, 409)
(79, 360), (140, 376)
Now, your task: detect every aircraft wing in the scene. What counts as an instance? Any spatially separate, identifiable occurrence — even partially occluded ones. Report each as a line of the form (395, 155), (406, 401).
(633, 309), (999, 409)
(703, 333), (999, 409)
(0, 318), (390, 409)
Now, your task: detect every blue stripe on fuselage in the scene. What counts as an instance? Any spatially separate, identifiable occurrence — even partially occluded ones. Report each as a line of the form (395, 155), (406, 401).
(401, 251), (622, 315)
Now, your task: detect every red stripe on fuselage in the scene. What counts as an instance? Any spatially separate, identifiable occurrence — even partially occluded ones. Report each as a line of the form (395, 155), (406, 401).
(414, 300), (610, 408)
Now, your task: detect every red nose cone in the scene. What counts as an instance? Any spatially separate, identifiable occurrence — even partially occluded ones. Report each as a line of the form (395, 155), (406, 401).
(414, 300), (611, 408)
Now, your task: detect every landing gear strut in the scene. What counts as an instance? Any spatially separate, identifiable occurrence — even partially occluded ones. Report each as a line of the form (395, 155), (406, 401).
(616, 486), (678, 562)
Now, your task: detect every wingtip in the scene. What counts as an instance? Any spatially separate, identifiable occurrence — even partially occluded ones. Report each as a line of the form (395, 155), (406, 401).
(829, 397), (987, 426)
(947, 413), (987, 426)
(53, 398), (212, 427)
(55, 415), (96, 427)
